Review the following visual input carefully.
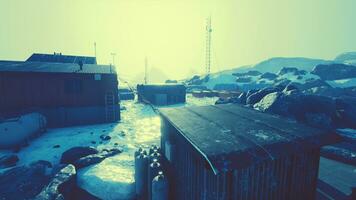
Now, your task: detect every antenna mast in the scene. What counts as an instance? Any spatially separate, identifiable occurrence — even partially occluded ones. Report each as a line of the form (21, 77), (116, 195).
(144, 57), (148, 84)
(205, 16), (212, 74)
(94, 42), (97, 58)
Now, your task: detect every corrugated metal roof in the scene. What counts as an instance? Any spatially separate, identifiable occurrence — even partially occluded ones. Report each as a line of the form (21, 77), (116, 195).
(159, 104), (339, 174)
(26, 53), (97, 64)
(0, 60), (116, 74)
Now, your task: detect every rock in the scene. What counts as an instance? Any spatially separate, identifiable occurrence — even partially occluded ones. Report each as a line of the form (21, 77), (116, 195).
(100, 135), (111, 141)
(246, 87), (278, 105)
(311, 63), (356, 80)
(233, 70), (262, 77)
(0, 160), (52, 200)
(283, 82), (300, 93)
(60, 147), (98, 165)
(73, 148), (122, 169)
(334, 97), (356, 128)
(261, 72), (278, 80)
(53, 145), (60, 149)
(300, 79), (331, 91)
(236, 77), (252, 83)
(254, 92), (337, 125)
(278, 67), (300, 76)
(0, 154), (19, 168)
(34, 164), (76, 200)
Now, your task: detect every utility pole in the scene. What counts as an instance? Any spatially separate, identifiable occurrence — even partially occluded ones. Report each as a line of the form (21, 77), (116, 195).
(144, 57), (148, 84)
(111, 53), (117, 66)
(110, 53), (116, 74)
(94, 42), (97, 59)
(205, 16), (212, 75)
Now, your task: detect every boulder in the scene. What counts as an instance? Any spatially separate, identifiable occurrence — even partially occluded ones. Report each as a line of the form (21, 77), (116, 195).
(278, 67), (299, 76)
(254, 92), (337, 126)
(34, 164), (76, 200)
(0, 160), (52, 200)
(73, 148), (122, 169)
(311, 63), (356, 80)
(261, 72), (278, 80)
(0, 154), (19, 169)
(236, 77), (252, 83)
(334, 97), (356, 128)
(246, 87), (279, 105)
(99, 135), (111, 141)
(60, 147), (98, 165)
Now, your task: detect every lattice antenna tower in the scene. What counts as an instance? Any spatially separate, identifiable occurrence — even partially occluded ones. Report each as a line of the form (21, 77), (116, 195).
(205, 16), (212, 74)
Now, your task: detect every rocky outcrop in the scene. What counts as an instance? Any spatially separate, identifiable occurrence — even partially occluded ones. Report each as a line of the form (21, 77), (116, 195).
(60, 147), (99, 165)
(0, 154), (19, 169)
(261, 72), (278, 80)
(60, 146), (122, 169)
(34, 164), (76, 200)
(246, 87), (279, 105)
(73, 148), (122, 169)
(0, 160), (52, 200)
(312, 63), (356, 80)
(236, 77), (252, 83)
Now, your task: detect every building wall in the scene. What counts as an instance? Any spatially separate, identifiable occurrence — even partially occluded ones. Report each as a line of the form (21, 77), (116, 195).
(161, 117), (321, 200)
(137, 84), (186, 106)
(0, 71), (119, 126)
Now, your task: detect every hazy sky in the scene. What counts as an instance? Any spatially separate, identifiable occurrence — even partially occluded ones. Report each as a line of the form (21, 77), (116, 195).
(1, 0), (356, 82)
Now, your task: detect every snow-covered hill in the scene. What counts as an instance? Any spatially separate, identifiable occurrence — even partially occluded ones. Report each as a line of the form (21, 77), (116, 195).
(185, 52), (356, 91)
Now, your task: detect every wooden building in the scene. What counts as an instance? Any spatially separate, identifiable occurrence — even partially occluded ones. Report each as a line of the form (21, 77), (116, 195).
(159, 104), (339, 200)
(137, 84), (186, 106)
(0, 53), (119, 127)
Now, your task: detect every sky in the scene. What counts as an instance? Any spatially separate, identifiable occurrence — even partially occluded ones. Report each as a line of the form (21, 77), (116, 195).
(1, 0), (356, 83)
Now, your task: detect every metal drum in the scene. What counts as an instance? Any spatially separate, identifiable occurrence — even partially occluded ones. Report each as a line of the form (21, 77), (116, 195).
(135, 152), (149, 199)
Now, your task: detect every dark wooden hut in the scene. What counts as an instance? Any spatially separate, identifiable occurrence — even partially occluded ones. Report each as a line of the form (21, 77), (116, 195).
(137, 84), (186, 106)
(0, 53), (119, 127)
(159, 104), (339, 200)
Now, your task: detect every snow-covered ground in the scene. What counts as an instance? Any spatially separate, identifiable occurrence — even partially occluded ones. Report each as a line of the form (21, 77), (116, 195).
(0, 94), (217, 200)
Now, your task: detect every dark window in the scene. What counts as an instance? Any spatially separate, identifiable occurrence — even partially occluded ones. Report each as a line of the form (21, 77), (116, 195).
(65, 79), (82, 94)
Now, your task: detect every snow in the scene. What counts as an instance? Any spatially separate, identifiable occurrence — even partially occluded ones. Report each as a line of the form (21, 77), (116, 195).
(326, 78), (356, 88)
(0, 95), (217, 200)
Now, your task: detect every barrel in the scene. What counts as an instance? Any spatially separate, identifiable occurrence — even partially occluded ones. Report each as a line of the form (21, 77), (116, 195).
(135, 152), (149, 199)
(152, 171), (168, 200)
(148, 159), (161, 200)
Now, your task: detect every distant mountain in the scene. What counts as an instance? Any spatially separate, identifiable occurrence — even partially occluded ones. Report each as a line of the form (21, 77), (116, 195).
(185, 52), (356, 91)
(250, 57), (332, 73)
(334, 52), (356, 65)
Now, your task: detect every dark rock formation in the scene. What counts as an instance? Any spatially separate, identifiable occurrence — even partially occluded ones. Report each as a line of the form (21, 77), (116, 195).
(34, 164), (76, 200)
(60, 147), (98, 165)
(73, 148), (122, 169)
(0, 154), (19, 169)
(246, 87), (279, 105)
(261, 72), (278, 80)
(278, 67), (300, 76)
(236, 77), (252, 83)
(0, 160), (52, 200)
(312, 63), (356, 80)
(100, 135), (111, 141)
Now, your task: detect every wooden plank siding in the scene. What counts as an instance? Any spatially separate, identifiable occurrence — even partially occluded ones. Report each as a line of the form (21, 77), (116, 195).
(0, 71), (118, 115)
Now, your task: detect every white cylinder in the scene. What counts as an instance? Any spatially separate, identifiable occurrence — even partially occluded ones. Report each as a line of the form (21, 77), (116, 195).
(148, 159), (161, 200)
(135, 152), (149, 199)
(152, 171), (168, 200)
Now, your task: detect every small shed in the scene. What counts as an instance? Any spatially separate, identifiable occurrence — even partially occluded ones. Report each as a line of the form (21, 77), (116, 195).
(159, 104), (339, 200)
(137, 84), (186, 106)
